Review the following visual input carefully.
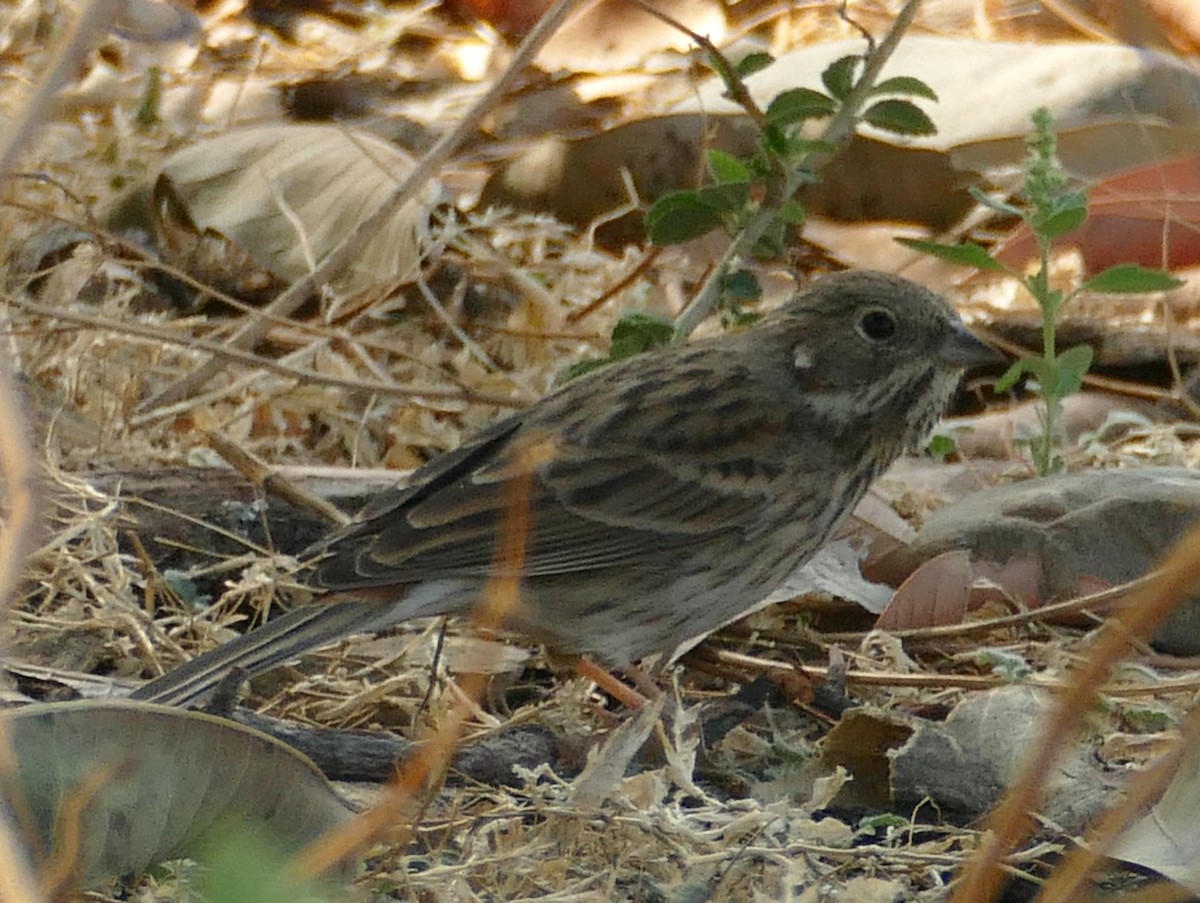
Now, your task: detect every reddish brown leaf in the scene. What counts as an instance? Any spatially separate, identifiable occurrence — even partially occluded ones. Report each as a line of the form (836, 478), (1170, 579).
(994, 154), (1200, 273)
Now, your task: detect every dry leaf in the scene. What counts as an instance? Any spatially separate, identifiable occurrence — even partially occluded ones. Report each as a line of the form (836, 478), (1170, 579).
(994, 153), (1200, 273)
(0, 700), (351, 888)
(158, 123), (437, 297)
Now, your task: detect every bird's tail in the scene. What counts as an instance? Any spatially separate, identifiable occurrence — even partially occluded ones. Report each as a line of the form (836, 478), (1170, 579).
(128, 600), (396, 706)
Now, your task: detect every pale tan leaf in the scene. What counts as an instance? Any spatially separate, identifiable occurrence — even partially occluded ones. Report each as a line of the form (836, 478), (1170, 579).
(1112, 734), (1200, 891)
(0, 700), (351, 888)
(159, 123), (436, 296)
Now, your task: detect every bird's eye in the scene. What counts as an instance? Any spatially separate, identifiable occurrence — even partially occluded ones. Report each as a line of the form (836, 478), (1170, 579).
(858, 308), (897, 341)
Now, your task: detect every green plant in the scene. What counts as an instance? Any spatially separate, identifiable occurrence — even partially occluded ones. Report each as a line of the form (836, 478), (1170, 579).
(561, 310), (675, 381)
(196, 822), (338, 903)
(900, 107), (1182, 475)
(571, 24), (937, 382)
(134, 65), (162, 129)
(645, 44), (936, 325)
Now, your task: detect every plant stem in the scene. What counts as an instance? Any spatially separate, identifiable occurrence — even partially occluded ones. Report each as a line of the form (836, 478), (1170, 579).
(671, 0), (926, 341)
(1035, 229), (1058, 474)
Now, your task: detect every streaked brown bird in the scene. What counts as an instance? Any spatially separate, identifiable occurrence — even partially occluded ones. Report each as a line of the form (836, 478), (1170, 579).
(132, 270), (1000, 706)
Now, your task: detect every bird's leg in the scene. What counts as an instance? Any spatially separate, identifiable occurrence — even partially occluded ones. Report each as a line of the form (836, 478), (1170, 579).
(573, 656), (657, 710)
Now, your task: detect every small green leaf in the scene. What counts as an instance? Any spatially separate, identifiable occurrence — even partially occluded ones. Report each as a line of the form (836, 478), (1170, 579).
(896, 238), (1007, 271)
(1082, 264), (1184, 294)
(707, 149), (750, 183)
(926, 433), (957, 460)
(762, 122), (789, 155)
(995, 357), (1036, 393)
(561, 357), (607, 381)
(1122, 705), (1173, 732)
(735, 52), (774, 77)
(821, 55), (860, 100)
(862, 99), (936, 136)
(610, 311), (675, 359)
(721, 269), (761, 300)
(1030, 284), (1065, 321)
(200, 827), (335, 903)
(975, 648), (1032, 681)
(777, 200), (806, 225)
(696, 181), (749, 213)
(766, 88), (837, 126)
(752, 218), (787, 258)
(645, 191), (725, 244)
(1038, 200), (1087, 239)
(870, 76), (938, 101)
(723, 309), (763, 328)
(783, 137), (838, 158)
(1050, 344), (1093, 396)
(162, 570), (210, 608)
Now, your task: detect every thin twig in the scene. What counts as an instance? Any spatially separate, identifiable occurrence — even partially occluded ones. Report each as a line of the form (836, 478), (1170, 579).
(204, 432), (352, 528)
(568, 247), (663, 323)
(7, 294), (524, 410)
(822, 568), (1163, 644)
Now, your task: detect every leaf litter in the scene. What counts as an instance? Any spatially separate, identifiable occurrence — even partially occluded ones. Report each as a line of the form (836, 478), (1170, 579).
(3, 0), (1200, 900)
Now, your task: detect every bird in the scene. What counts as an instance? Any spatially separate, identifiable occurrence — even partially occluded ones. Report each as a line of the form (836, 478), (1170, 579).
(130, 270), (1001, 706)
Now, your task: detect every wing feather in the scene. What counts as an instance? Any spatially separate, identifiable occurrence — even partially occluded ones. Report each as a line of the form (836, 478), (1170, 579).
(315, 433), (776, 587)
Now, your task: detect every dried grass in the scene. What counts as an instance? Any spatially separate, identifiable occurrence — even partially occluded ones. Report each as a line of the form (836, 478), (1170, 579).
(2, 1), (1199, 901)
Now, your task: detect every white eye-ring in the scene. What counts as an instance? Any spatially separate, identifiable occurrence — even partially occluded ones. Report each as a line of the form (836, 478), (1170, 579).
(857, 307), (897, 342)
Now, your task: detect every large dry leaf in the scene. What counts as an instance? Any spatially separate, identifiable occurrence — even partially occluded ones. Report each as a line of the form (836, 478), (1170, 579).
(994, 153), (1200, 273)
(0, 700), (351, 888)
(1111, 734), (1200, 893)
(822, 689), (1112, 828)
(158, 123), (436, 296)
(875, 467), (1200, 654)
(683, 36), (1200, 181)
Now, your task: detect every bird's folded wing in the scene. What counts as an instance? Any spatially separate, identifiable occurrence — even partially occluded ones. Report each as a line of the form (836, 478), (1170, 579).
(315, 434), (773, 587)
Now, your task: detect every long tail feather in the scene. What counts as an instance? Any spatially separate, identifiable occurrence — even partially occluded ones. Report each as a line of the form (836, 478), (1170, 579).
(128, 601), (393, 706)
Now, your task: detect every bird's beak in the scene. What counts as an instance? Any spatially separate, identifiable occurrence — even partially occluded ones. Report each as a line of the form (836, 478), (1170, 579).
(938, 321), (1006, 368)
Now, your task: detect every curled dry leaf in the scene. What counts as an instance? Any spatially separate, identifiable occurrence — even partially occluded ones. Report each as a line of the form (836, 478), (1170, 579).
(156, 123), (437, 298)
(0, 700), (351, 889)
(821, 689), (1112, 828)
(874, 467), (1200, 653)
(569, 694), (664, 809)
(874, 549), (974, 631)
